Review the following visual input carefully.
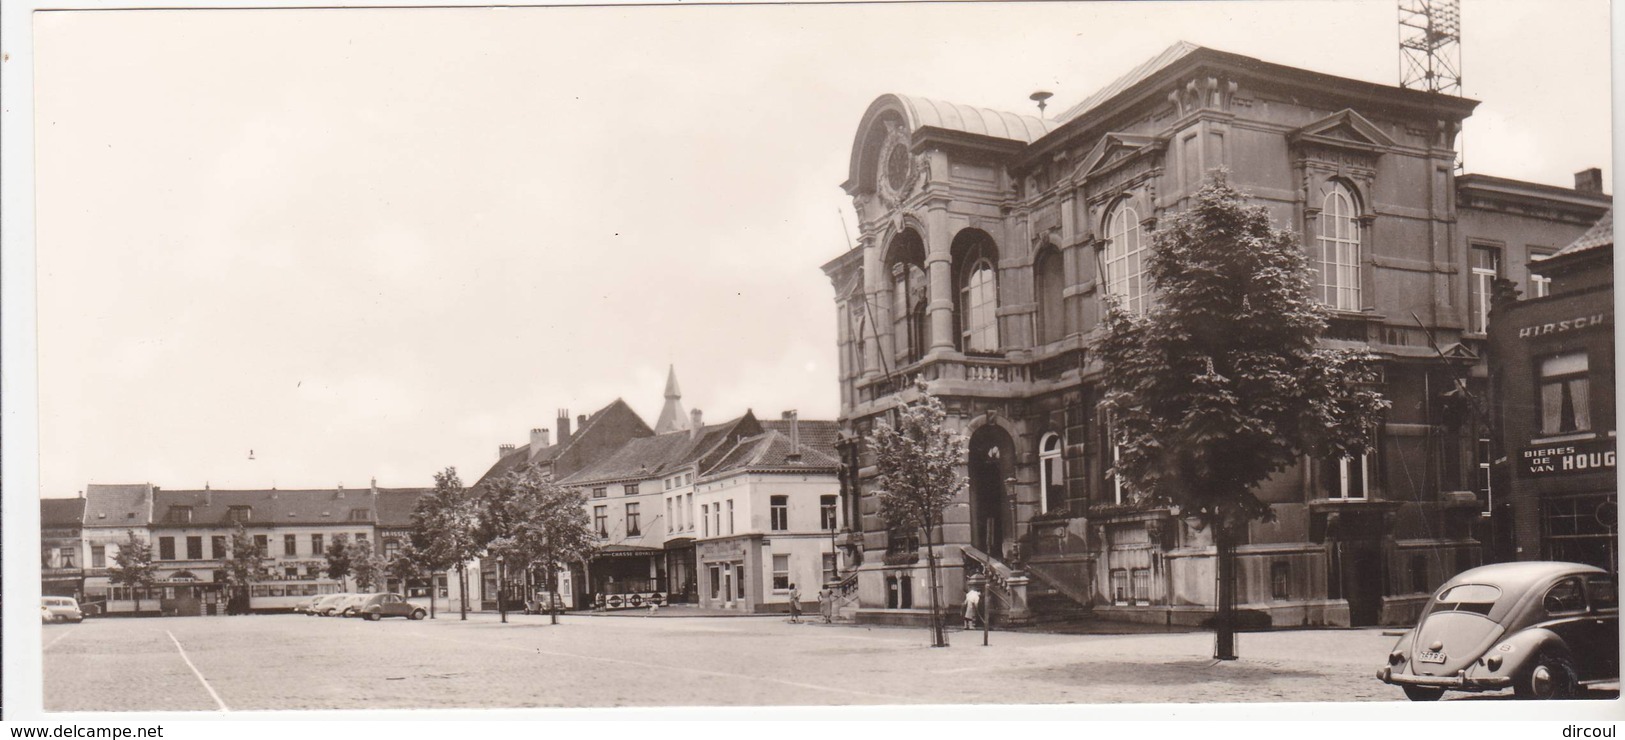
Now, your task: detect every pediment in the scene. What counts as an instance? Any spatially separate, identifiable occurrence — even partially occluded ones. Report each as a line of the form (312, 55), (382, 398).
(1290, 109), (1397, 152)
(1075, 132), (1167, 180)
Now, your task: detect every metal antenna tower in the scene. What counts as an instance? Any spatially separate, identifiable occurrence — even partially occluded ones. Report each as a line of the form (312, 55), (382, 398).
(1398, 0), (1462, 95)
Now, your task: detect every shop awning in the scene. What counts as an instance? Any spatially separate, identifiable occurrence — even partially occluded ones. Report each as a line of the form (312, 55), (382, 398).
(592, 545), (662, 560)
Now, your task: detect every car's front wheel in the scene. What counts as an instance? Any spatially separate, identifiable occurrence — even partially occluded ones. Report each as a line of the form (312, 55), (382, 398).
(1402, 685), (1445, 702)
(1516, 650), (1579, 700)
(365, 612), (380, 621)
(411, 609), (426, 620)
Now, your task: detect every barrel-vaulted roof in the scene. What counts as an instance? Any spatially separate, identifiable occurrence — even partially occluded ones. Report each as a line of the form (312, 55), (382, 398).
(886, 95), (1057, 143)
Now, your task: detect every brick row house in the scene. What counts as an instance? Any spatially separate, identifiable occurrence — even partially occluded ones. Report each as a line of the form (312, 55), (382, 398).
(821, 42), (1608, 627)
(68, 482), (445, 615)
(466, 370), (844, 613)
(1488, 209), (1616, 573)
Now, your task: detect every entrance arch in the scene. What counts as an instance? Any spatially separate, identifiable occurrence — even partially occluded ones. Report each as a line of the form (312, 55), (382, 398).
(968, 423), (1015, 556)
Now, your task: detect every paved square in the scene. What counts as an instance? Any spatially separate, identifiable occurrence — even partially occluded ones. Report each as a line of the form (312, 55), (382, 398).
(38, 613), (1597, 711)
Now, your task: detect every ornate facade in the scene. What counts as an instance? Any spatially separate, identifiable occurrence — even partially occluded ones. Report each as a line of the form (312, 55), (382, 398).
(823, 43), (1607, 627)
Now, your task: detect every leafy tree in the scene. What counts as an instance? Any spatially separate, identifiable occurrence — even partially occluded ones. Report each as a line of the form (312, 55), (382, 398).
(387, 540), (434, 615)
(869, 377), (969, 647)
(349, 538), (385, 592)
(222, 523), (266, 614)
(485, 463), (598, 625)
(324, 533), (353, 591)
(411, 467), (480, 620)
(1098, 171), (1388, 659)
(108, 529), (157, 615)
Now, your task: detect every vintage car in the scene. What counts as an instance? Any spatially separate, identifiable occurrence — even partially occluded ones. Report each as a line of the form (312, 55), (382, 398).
(41, 596), (85, 623)
(357, 593), (428, 621)
(1378, 561), (1617, 700)
(308, 593), (351, 617)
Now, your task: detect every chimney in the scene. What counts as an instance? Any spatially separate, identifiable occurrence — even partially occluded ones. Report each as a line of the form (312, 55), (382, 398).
(690, 409), (704, 439)
(577, 413), (587, 430)
(337, 484), (345, 499)
(531, 427), (551, 449)
(204, 487), (212, 506)
(370, 477), (377, 495)
(499, 443), (517, 459)
(1575, 168), (1604, 193)
(785, 410), (801, 459)
(557, 409), (573, 446)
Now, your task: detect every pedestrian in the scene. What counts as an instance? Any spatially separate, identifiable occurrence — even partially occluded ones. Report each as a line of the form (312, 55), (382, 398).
(963, 586), (981, 630)
(818, 586), (833, 624)
(787, 583), (801, 623)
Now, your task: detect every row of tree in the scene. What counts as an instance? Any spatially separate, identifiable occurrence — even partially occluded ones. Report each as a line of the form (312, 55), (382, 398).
(105, 462), (599, 623)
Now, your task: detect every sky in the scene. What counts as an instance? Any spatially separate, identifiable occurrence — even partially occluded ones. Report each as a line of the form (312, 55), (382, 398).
(30, 0), (1613, 496)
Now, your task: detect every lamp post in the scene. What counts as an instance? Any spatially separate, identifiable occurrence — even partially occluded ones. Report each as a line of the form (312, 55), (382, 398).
(496, 555), (507, 624)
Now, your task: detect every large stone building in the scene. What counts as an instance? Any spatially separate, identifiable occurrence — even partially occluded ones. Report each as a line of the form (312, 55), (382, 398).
(821, 42), (1608, 627)
(1488, 209), (1616, 572)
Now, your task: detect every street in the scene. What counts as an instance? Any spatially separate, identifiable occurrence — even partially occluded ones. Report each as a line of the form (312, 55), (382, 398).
(42, 612), (1609, 711)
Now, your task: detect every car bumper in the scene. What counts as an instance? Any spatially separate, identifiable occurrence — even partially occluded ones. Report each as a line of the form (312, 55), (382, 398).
(1377, 666), (1514, 691)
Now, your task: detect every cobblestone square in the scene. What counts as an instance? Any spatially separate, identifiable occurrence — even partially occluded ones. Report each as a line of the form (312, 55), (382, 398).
(43, 613), (1613, 712)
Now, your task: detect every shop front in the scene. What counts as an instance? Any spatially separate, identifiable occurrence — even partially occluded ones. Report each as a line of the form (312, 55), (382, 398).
(585, 544), (667, 610)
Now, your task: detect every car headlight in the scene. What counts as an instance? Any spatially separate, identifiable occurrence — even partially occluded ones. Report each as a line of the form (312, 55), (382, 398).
(1388, 650), (1406, 666)
(1486, 655), (1503, 672)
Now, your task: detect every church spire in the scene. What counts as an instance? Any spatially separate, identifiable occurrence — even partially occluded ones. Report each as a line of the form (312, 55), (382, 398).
(654, 364), (690, 434)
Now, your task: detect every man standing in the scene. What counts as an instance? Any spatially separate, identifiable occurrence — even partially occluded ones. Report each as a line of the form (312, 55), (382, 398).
(787, 583), (801, 623)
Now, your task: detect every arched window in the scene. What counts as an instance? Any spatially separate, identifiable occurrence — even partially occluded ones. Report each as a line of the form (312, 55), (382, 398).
(1034, 247), (1065, 345)
(1039, 433), (1064, 514)
(953, 231), (1000, 353)
(1102, 202), (1146, 316)
(1318, 183), (1362, 311)
(886, 230), (928, 365)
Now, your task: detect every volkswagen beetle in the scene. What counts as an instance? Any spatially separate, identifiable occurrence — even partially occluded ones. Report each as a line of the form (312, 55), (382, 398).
(1378, 561), (1617, 700)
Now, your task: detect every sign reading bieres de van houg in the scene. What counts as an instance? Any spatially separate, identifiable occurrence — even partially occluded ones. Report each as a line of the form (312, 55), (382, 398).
(1522, 439), (1617, 477)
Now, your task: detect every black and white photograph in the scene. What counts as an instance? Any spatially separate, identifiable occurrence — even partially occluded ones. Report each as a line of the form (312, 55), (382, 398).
(2, 0), (1619, 725)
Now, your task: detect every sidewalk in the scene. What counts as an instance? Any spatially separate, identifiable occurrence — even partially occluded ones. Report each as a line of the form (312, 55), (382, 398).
(576, 604), (783, 618)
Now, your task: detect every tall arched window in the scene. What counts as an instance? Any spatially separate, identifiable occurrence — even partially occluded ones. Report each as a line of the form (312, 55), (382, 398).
(1318, 183), (1362, 311)
(1034, 247), (1065, 345)
(954, 231), (1000, 352)
(1102, 202), (1147, 316)
(886, 230), (929, 365)
(1039, 433), (1064, 514)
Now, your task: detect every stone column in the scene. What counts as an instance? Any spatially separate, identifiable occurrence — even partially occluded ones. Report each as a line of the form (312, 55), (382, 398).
(926, 203), (956, 353)
(859, 231), (884, 382)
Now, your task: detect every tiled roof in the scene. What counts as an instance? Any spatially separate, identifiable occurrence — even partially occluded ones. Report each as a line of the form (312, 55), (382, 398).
(759, 419), (841, 458)
(41, 498), (86, 528)
(152, 488), (381, 528)
(374, 488), (431, 528)
(705, 422), (842, 478)
(1054, 40), (1202, 124)
(1555, 208), (1613, 256)
(561, 412), (763, 485)
(890, 94), (1057, 143)
(82, 483), (153, 527)
(472, 399), (630, 487)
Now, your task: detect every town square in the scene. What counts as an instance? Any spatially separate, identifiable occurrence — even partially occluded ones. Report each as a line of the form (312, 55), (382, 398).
(7, 0), (1618, 722)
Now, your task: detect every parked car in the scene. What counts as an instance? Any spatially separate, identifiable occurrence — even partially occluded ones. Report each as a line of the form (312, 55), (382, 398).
(293, 596), (318, 614)
(336, 594), (370, 618)
(41, 596), (85, 623)
(309, 594), (350, 617)
(357, 593), (428, 621)
(1378, 561), (1618, 700)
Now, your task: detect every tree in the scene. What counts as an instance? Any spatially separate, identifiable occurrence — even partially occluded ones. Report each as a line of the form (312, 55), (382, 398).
(324, 533), (353, 592)
(349, 538), (385, 592)
(474, 461), (540, 624)
(108, 529), (157, 616)
(221, 523), (266, 615)
(484, 463), (598, 625)
(1098, 171), (1389, 659)
(412, 467), (480, 620)
(869, 377), (969, 648)
(387, 541), (433, 614)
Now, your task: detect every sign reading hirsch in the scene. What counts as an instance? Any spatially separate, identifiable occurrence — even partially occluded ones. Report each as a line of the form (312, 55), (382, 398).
(1522, 439), (1617, 477)
(1517, 312), (1612, 339)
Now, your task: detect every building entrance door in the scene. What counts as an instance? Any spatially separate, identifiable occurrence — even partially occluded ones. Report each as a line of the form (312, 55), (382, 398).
(1341, 540), (1384, 626)
(968, 424), (1015, 558)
